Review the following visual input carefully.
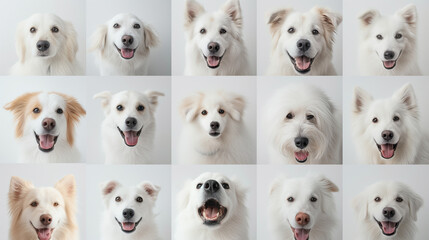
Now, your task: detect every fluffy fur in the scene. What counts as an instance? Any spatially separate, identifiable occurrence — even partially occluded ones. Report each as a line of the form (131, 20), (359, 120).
(269, 174), (339, 240)
(267, 7), (342, 75)
(265, 84), (341, 164)
(175, 172), (248, 240)
(4, 92), (86, 163)
(8, 175), (78, 240)
(353, 181), (423, 240)
(178, 90), (253, 164)
(11, 13), (81, 75)
(94, 90), (164, 164)
(359, 4), (421, 75)
(184, 0), (249, 75)
(90, 13), (159, 75)
(101, 180), (161, 240)
(352, 83), (429, 164)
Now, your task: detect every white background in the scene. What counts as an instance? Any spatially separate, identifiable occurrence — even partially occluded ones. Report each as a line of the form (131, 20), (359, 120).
(257, 165), (343, 240)
(257, 0), (343, 75)
(86, 0), (171, 75)
(257, 76), (343, 164)
(171, 76), (257, 164)
(343, 76), (429, 164)
(0, 0), (86, 75)
(171, 165), (257, 240)
(343, 0), (429, 75)
(0, 164), (86, 239)
(85, 165), (171, 240)
(171, 0), (257, 75)
(343, 165), (429, 239)
(86, 77), (171, 164)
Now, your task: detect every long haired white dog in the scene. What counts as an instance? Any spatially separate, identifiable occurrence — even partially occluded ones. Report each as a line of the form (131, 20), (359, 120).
(91, 13), (159, 75)
(269, 174), (339, 240)
(11, 13), (80, 75)
(267, 7), (342, 75)
(94, 90), (164, 164)
(184, 0), (249, 75)
(353, 181), (423, 240)
(265, 84), (341, 164)
(175, 172), (248, 240)
(178, 90), (253, 164)
(359, 4), (421, 75)
(352, 83), (429, 164)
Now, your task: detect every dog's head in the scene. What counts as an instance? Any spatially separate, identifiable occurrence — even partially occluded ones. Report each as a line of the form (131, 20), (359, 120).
(353, 181), (423, 238)
(4, 92), (86, 152)
(185, 0), (243, 69)
(91, 13), (159, 60)
(101, 180), (160, 234)
(269, 174), (338, 240)
(8, 175), (76, 240)
(268, 7), (342, 74)
(359, 4), (417, 70)
(352, 83), (418, 161)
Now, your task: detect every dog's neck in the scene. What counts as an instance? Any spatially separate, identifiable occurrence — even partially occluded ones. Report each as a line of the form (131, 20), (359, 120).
(195, 147), (220, 157)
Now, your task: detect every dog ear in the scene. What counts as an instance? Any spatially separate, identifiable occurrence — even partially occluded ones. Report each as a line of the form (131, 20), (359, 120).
(4, 92), (40, 138)
(144, 90), (164, 112)
(269, 176), (286, 196)
(397, 4), (417, 28)
(393, 83), (418, 116)
(179, 92), (203, 122)
(359, 9), (380, 26)
(9, 176), (34, 212)
(185, 0), (205, 28)
(222, 0), (242, 28)
(226, 93), (245, 121)
(352, 191), (369, 221)
(177, 180), (192, 210)
(15, 21), (27, 63)
(317, 175), (339, 192)
(94, 91), (112, 115)
(313, 175), (338, 213)
(55, 175), (76, 199)
(352, 86), (373, 114)
(139, 181), (161, 201)
(90, 24), (108, 54)
(315, 7), (342, 48)
(64, 21), (78, 62)
(101, 180), (120, 196)
(267, 9), (290, 37)
(407, 187), (423, 221)
(144, 24), (160, 49)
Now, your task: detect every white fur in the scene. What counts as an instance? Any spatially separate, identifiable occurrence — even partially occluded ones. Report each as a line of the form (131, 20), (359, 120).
(265, 84), (341, 164)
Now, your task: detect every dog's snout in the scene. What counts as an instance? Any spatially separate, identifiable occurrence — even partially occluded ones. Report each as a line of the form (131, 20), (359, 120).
(204, 179), (220, 193)
(40, 214), (52, 226)
(125, 117), (137, 128)
(383, 207), (395, 219)
(42, 118), (56, 131)
(207, 42), (220, 54)
(384, 51), (395, 60)
(294, 137), (309, 149)
(37, 40), (50, 52)
(295, 212), (310, 226)
(382, 130), (394, 141)
(123, 208), (135, 220)
(297, 39), (311, 52)
(210, 121), (220, 130)
(122, 35), (134, 47)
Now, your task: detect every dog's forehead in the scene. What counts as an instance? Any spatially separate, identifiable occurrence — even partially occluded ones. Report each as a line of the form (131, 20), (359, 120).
(368, 182), (403, 198)
(284, 11), (321, 29)
(38, 93), (66, 108)
(282, 178), (320, 196)
(368, 99), (400, 117)
(201, 93), (223, 108)
(109, 13), (142, 25)
(112, 91), (147, 105)
(114, 185), (144, 197)
(25, 187), (64, 203)
(196, 11), (231, 29)
(371, 15), (405, 35)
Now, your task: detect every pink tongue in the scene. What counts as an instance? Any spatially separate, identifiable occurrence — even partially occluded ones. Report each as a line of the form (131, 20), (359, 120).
(294, 229), (310, 240)
(382, 221), (396, 235)
(383, 61), (395, 68)
(381, 144), (394, 158)
(295, 56), (311, 70)
(121, 48), (134, 59)
(124, 131), (139, 146)
(122, 222), (135, 231)
(295, 152), (309, 161)
(37, 228), (51, 240)
(207, 56), (220, 67)
(205, 207), (219, 219)
(39, 135), (55, 149)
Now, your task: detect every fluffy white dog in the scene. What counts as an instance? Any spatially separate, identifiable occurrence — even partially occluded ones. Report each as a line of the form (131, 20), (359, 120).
(11, 13), (81, 75)
(175, 172), (248, 240)
(91, 13), (159, 75)
(265, 84), (341, 164)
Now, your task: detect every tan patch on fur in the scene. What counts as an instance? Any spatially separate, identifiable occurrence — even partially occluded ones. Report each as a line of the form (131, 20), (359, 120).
(268, 9), (290, 50)
(317, 8), (340, 52)
(179, 92), (205, 121)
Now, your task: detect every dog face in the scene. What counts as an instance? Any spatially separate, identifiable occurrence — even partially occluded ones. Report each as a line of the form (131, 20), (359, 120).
(185, 0), (243, 69)
(359, 4), (417, 70)
(102, 181), (160, 234)
(268, 7), (342, 74)
(353, 181), (423, 238)
(4, 92), (86, 152)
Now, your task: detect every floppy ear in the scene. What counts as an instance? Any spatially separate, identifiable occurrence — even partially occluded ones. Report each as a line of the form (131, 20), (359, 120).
(15, 21), (27, 63)
(226, 94), (245, 121)
(55, 175), (76, 200)
(54, 93), (86, 146)
(9, 176), (34, 215)
(179, 92), (203, 122)
(4, 92), (40, 138)
(359, 9), (380, 26)
(144, 90), (164, 112)
(315, 7), (342, 47)
(352, 86), (373, 114)
(352, 191), (369, 221)
(64, 21), (78, 62)
(139, 181), (161, 201)
(143, 24), (159, 49)
(185, 0), (205, 28)
(393, 83), (418, 116)
(90, 24), (108, 54)
(222, 0), (242, 28)
(408, 188), (423, 221)
(316, 175), (339, 213)
(396, 4), (417, 28)
(177, 180), (192, 210)
(267, 9), (290, 36)
(93, 91), (112, 115)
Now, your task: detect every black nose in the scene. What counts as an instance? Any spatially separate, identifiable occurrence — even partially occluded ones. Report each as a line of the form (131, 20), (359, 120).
(122, 35), (134, 47)
(384, 51), (395, 60)
(210, 121), (220, 130)
(382, 130), (394, 141)
(122, 208), (135, 220)
(383, 207), (395, 219)
(204, 179), (220, 194)
(42, 118), (56, 131)
(294, 137), (309, 149)
(297, 39), (311, 52)
(207, 42), (220, 54)
(37, 40), (50, 52)
(125, 117), (137, 128)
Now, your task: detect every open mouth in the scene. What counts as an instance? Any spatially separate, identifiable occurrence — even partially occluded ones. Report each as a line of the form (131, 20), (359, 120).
(114, 44), (136, 59)
(381, 51), (402, 70)
(115, 217), (142, 233)
(294, 151), (309, 163)
(203, 54), (224, 69)
(117, 126), (143, 147)
(198, 198), (227, 225)
(375, 141), (398, 159)
(34, 132), (58, 152)
(30, 221), (54, 240)
(287, 51), (315, 74)
(290, 226), (310, 240)
(375, 217), (401, 236)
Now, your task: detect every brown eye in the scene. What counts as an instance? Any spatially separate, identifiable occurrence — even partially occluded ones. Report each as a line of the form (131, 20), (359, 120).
(372, 117), (378, 123)
(33, 108), (40, 113)
(312, 29), (319, 35)
(396, 197), (403, 202)
(393, 116), (400, 121)
(218, 109), (225, 114)
(288, 27), (295, 33)
(306, 115), (314, 120)
(137, 105), (144, 111)
(51, 26), (59, 33)
(53, 202), (59, 207)
(113, 23), (120, 28)
(201, 110), (207, 115)
(115, 196), (121, 202)
(133, 24), (140, 29)
(222, 183), (230, 189)
(30, 27), (37, 33)
(376, 34), (383, 40)
(286, 113), (293, 119)
(395, 33), (402, 39)
(287, 197), (294, 202)
(196, 183), (202, 189)
(310, 197), (317, 202)
(375, 197), (381, 202)
(136, 196), (143, 203)
(31, 201), (38, 207)
(220, 28), (227, 34)
(200, 28), (206, 34)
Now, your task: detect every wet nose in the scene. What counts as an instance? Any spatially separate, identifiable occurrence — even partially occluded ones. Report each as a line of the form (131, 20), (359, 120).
(204, 179), (220, 193)
(125, 117), (137, 128)
(42, 118), (56, 131)
(207, 42), (220, 54)
(122, 35), (134, 47)
(294, 137), (309, 149)
(37, 40), (50, 52)
(40, 214), (52, 226)
(384, 51), (395, 60)
(382, 130), (394, 141)
(122, 208), (135, 220)
(297, 39), (311, 52)
(295, 212), (310, 226)
(383, 207), (395, 219)
(210, 121), (220, 130)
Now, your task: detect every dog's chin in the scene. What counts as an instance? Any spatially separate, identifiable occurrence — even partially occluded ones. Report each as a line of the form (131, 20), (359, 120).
(294, 150), (309, 163)
(198, 198), (228, 226)
(36, 52), (52, 58)
(287, 51), (315, 74)
(117, 126), (143, 147)
(203, 53), (225, 69)
(114, 44), (137, 60)
(34, 132), (58, 152)
(375, 141), (398, 159)
(30, 221), (54, 240)
(290, 225), (310, 240)
(115, 217), (142, 234)
(374, 217), (401, 236)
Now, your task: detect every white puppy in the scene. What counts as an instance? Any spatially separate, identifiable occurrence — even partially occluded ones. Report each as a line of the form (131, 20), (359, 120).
(267, 7), (342, 75)
(265, 84), (341, 164)
(353, 181), (423, 240)
(359, 4), (421, 75)
(269, 174), (339, 240)
(101, 180), (161, 240)
(91, 13), (159, 75)
(175, 172), (248, 240)
(94, 90), (164, 164)
(184, 0), (250, 75)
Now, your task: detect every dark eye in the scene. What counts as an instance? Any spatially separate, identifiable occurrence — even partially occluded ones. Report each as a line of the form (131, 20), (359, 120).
(375, 197), (381, 202)
(133, 24), (141, 29)
(51, 26), (59, 33)
(116, 105), (124, 111)
(222, 183), (230, 189)
(372, 117), (378, 123)
(200, 28), (206, 34)
(33, 108), (40, 113)
(115, 196), (121, 202)
(376, 34), (383, 40)
(286, 113), (293, 119)
(396, 197), (403, 202)
(218, 109), (225, 114)
(137, 105), (145, 111)
(306, 115), (314, 120)
(30, 201), (38, 207)
(196, 183), (202, 189)
(53, 202), (59, 207)
(312, 29), (319, 35)
(395, 33), (402, 39)
(393, 116), (400, 121)
(201, 110), (207, 115)
(310, 197), (318, 202)
(288, 27), (295, 33)
(30, 27), (37, 33)
(113, 23), (120, 28)
(56, 108), (63, 114)
(136, 196), (143, 203)
(220, 28), (227, 34)
(287, 197), (294, 202)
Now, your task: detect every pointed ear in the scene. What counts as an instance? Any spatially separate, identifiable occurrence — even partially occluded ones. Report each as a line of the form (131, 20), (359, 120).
(408, 188), (423, 221)
(177, 180), (192, 210)
(185, 0), (205, 28)
(54, 93), (86, 146)
(393, 83), (418, 115)
(139, 181), (161, 201)
(55, 175), (76, 199)
(90, 24), (108, 54)
(222, 0), (242, 28)
(397, 4), (417, 28)
(267, 9), (290, 36)
(9, 176), (34, 203)
(64, 21), (78, 62)
(317, 175), (339, 192)
(352, 86), (373, 114)
(101, 180), (120, 196)
(15, 21), (27, 63)
(359, 9), (380, 26)
(144, 24), (159, 49)
(353, 191), (369, 221)
(225, 93), (245, 121)
(316, 7), (342, 31)
(4, 92), (40, 138)
(179, 93), (203, 122)
(144, 90), (164, 111)
(93, 91), (112, 115)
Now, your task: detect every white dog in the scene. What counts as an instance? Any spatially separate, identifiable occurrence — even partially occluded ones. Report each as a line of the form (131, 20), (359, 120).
(101, 180), (161, 240)
(352, 83), (429, 164)
(94, 90), (164, 164)
(4, 92), (86, 163)
(178, 90), (253, 164)
(11, 13), (81, 75)
(91, 13), (159, 75)
(359, 4), (421, 75)
(265, 84), (341, 164)
(267, 7), (342, 75)
(269, 174), (339, 240)
(184, 0), (249, 75)
(175, 172), (248, 240)
(353, 181), (423, 240)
